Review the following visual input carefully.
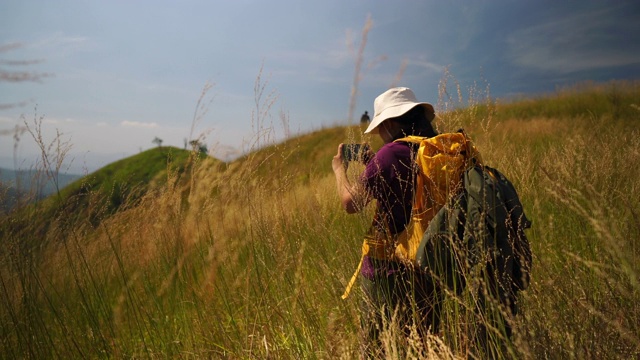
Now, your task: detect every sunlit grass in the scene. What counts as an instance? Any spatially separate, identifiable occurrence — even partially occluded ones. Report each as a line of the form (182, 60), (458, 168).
(1, 80), (639, 358)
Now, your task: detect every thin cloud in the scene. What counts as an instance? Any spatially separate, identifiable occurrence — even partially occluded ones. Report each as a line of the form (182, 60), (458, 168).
(121, 120), (158, 128)
(31, 32), (89, 50)
(407, 58), (446, 74)
(0, 116), (16, 124)
(265, 35), (357, 83)
(270, 47), (351, 70)
(507, 4), (640, 73)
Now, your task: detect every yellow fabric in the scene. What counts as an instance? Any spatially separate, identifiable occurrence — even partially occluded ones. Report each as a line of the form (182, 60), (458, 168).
(342, 132), (482, 299)
(393, 133), (482, 263)
(341, 236), (390, 299)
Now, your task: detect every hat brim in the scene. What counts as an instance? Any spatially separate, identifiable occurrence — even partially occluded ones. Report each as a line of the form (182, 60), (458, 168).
(364, 102), (434, 134)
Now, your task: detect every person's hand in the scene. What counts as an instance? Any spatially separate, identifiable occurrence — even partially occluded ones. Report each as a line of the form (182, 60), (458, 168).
(361, 142), (374, 165)
(332, 143), (347, 173)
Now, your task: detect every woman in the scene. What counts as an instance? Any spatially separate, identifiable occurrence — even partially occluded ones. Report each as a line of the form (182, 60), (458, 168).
(332, 87), (440, 357)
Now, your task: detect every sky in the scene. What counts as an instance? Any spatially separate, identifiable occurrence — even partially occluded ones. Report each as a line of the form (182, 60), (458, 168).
(1, 0), (639, 173)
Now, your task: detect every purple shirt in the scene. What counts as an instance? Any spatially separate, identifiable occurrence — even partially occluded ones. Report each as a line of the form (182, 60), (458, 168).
(359, 141), (416, 278)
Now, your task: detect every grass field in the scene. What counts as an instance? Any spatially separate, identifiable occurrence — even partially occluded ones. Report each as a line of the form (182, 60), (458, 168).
(1, 80), (639, 359)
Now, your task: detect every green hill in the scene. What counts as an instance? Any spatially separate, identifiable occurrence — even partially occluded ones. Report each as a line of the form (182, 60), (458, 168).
(4, 146), (219, 243)
(228, 123), (383, 188)
(59, 146), (199, 213)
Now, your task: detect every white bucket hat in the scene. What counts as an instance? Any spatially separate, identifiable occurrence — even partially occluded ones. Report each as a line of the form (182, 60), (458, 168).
(364, 87), (435, 134)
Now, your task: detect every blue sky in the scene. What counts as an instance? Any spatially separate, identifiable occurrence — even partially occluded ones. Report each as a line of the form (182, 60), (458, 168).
(1, 0), (639, 173)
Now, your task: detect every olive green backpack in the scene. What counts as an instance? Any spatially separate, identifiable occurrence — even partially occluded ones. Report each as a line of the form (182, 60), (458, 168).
(415, 163), (532, 313)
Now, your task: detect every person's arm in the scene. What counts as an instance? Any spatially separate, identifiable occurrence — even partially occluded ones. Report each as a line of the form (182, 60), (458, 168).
(332, 144), (371, 214)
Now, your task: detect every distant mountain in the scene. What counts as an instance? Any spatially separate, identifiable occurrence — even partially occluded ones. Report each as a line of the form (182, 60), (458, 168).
(0, 168), (81, 212)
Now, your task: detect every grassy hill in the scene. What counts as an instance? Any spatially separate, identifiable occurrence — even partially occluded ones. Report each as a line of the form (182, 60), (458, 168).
(0, 81), (639, 359)
(55, 145), (206, 218)
(228, 123), (384, 187)
(2, 146), (219, 248)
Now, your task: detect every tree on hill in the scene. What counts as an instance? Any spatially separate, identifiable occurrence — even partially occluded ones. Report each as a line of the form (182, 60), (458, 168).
(152, 136), (163, 148)
(189, 139), (208, 155)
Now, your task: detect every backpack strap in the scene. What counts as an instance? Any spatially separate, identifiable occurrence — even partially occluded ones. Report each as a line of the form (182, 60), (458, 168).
(341, 235), (392, 299)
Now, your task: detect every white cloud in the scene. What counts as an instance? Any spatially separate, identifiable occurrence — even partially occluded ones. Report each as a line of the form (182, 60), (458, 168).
(38, 117), (77, 125)
(269, 47), (351, 71)
(408, 58), (446, 74)
(507, 5), (640, 73)
(120, 120), (158, 128)
(0, 116), (15, 124)
(30, 32), (89, 51)
(264, 35), (355, 83)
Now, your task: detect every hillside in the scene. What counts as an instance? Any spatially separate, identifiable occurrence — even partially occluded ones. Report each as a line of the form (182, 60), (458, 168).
(2, 146), (219, 244)
(57, 145), (202, 212)
(0, 80), (639, 359)
(228, 123), (383, 187)
(15, 77), (638, 222)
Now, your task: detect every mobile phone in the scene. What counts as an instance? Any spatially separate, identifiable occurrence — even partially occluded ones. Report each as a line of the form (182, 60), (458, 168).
(342, 143), (369, 162)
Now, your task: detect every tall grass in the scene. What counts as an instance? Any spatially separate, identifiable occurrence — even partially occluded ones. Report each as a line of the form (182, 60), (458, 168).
(1, 79), (639, 358)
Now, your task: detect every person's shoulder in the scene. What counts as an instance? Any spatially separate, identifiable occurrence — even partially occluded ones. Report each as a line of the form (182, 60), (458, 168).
(380, 140), (411, 149)
(374, 142), (411, 162)
(383, 141), (412, 154)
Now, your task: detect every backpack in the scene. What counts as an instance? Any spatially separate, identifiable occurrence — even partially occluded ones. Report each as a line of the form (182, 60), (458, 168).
(415, 163), (532, 312)
(391, 132), (483, 263)
(342, 131), (483, 299)
(342, 130), (532, 302)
